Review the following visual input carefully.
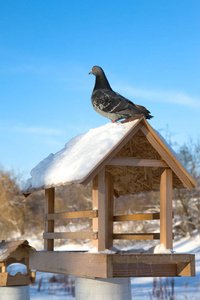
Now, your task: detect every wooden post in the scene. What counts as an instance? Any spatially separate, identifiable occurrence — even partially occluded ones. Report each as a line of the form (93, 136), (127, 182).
(160, 169), (173, 249)
(44, 188), (55, 251)
(92, 175), (99, 249)
(92, 170), (114, 251)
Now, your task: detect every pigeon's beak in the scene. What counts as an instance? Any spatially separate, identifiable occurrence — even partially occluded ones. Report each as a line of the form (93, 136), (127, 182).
(89, 70), (92, 75)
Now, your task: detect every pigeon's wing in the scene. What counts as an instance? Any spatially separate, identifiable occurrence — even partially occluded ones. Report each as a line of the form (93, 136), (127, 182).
(92, 89), (140, 115)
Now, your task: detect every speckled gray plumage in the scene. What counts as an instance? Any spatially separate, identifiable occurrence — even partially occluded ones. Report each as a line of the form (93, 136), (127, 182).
(89, 66), (153, 122)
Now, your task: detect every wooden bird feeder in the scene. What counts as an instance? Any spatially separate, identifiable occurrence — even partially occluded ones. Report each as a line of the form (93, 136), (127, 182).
(23, 116), (197, 278)
(0, 240), (35, 286)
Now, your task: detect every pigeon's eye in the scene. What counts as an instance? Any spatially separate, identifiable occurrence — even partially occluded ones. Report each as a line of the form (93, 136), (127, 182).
(93, 67), (96, 71)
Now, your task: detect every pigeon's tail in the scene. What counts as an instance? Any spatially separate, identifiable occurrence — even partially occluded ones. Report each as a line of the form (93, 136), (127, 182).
(135, 104), (153, 120)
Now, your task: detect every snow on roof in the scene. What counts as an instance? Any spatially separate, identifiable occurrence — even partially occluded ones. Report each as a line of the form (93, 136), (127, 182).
(22, 119), (139, 194)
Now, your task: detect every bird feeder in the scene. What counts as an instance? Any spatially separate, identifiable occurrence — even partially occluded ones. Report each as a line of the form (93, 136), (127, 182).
(23, 116), (196, 279)
(0, 240), (35, 286)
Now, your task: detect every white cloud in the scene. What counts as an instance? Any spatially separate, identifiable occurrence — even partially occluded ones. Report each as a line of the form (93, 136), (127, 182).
(116, 85), (200, 108)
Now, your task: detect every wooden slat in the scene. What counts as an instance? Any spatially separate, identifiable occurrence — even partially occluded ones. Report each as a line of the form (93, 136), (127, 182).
(141, 125), (194, 190)
(108, 158), (168, 167)
(45, 209), (98, 221)
(113, 263), (177, 277)
(113, 212), (160, 222)
(43, 232), (98, 240)
(44, 188), (55, 251)
(113, 233), (160, 240)
(160, 169), (173, 249)
(112, 253), (195, 264)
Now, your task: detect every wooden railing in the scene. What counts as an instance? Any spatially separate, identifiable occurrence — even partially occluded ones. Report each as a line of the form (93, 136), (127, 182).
(44, 207), (161, 250)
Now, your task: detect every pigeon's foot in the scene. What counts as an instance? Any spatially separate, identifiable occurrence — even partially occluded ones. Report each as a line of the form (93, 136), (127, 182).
(120, 115), (145, 124)
(111, 120), (117, 123)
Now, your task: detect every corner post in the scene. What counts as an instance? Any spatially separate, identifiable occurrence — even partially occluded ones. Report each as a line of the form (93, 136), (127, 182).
(92, 169), (114, 251)
(44, 188), (55, 251)
(160, 169), (173, 249)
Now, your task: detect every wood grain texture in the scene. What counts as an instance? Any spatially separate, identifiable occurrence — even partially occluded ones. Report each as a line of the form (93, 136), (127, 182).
(108, 158), (168, 167)
(44, 188), (55, 251)
(160, 169), (173, 249)
(45, 210), (98, 220)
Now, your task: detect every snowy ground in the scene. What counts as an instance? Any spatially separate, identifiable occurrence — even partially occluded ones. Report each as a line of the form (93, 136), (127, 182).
(28, 233), (200, 300)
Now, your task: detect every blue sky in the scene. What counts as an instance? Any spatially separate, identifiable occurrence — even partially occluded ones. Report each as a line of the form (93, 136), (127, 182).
(0, 0), (199, 180)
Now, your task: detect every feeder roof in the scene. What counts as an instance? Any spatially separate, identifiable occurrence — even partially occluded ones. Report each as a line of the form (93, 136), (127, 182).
(0, 240), (35, 262)
(22, 116), (197, 196)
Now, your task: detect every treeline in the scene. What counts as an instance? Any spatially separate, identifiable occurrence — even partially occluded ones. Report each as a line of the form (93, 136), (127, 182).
(0, 139), (199, 244)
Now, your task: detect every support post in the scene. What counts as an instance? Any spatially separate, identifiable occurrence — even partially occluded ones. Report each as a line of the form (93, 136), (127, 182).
(92, 169), (114, 251)
(75, 277), (132, 300)
(160, 169), (173, 249)
(44, 188), (55, 251)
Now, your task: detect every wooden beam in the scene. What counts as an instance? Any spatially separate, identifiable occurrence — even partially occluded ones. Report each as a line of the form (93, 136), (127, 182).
(30, 251), (109, 278)
(113, 212), (160, 222)
(141, 125), (194, 190)
(97, 169), (114, 251)
(45, 209), (98, 220)
(108, 158), (168, 168)
(29, 251), (195, 278)
(177, 259), (196, 277)
(113, 233), (160, 240)
(92, 175), (99, 248)
(160, 169), (173, 249)
(44, 188), (55, 251)
(43, 232), (98, 240)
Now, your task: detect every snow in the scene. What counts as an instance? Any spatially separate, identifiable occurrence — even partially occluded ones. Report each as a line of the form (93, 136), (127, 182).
(88, 244), (173, 254)
(22, 120), (138, 193)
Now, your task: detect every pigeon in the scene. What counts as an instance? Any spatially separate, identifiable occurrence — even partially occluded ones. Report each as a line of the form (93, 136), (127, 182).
(89, 66), (153, 122)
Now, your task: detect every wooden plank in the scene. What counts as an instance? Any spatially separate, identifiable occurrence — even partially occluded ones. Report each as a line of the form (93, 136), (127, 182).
(30, 251), (109, 278)
(113, 233), (160, 240)
(113, 263), (177, 277)
(112, 253), (195, 264)
(108, 158), (168, 168)
(113, 212), (160, 222)
(177, 260), (196, 277)
(44, 188), (55, 251)
(0, 272), (33, 286)
(45, 209), (98, 221)
(92, 175), (99, 248)
(43, 232), (98, 240)
(141, 125), (194, 190)
(160, 169), (173, 249)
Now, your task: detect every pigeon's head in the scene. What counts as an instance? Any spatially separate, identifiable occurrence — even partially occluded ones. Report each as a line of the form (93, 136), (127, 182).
(89, 66), (103, 76)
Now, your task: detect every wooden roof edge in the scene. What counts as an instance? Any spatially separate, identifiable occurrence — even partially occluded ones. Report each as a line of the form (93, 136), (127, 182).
(142, 119), (198, 189)
(80, 116), (145, 186)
